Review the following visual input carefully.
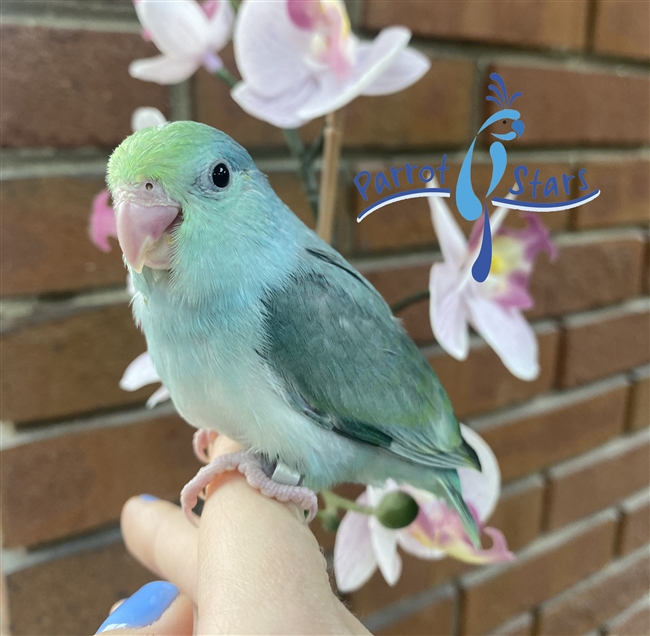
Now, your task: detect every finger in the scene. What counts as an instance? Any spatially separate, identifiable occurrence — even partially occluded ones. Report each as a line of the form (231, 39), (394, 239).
(121, 497), (199, 603)
(196, 436), (359, 634)
(95, 582), (194, 635)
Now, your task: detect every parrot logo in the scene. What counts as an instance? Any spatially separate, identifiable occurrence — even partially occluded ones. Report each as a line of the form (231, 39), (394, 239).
(456, 73), (525, 282)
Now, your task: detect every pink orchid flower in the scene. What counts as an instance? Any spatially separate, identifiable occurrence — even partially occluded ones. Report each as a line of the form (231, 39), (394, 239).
(130, 0), (235, 84)
(232, 0), (431, 128)
(89, 108), (167, 253)
(334, 426), (513, 593)
(428, 182), (557, 381)
(120, 351), (170, 408)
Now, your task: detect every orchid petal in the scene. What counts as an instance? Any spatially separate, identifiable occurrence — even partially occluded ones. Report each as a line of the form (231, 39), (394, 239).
(458, 425), (501, 523)
(369, 516), (402, 586)
(363, 47), (431, 96)
(466, 293), (539, 381)
(131, 107), (167, 132)
(333, 501), (378, 593)
(146, 385), (171, 408)
(231, 80), (320, 129)
(234, 0), (313, 99)
(397, 519), (446, 560)
(297, 27), (412, 120)
(428, 179), (467, 267)
(135, 0), (210, 58)
(429, 262), (469, 360)
(129, 55), (201, 85)
(89, 190), (116, 253)
(206, 0), (235, 50)
(120, 352), (161, 391)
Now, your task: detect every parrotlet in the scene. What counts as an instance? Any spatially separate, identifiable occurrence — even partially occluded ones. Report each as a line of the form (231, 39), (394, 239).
(107, 121), (482, 546)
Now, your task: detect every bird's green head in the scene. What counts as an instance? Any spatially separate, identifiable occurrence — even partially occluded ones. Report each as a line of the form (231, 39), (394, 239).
(107, 121), (259, 274)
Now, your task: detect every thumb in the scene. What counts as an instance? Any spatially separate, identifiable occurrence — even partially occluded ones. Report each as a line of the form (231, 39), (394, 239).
(94, 581), (194, 635)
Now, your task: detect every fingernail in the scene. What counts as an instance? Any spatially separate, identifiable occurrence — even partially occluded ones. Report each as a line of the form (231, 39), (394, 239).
(139, 494), (158, 502)
(95, 581), (178, 633)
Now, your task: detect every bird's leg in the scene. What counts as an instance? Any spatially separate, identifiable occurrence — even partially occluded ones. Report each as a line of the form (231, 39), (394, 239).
(192, 428), (219, 464)
(180, 451), (319, 525)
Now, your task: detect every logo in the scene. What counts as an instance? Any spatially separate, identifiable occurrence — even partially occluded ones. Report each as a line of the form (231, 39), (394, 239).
(355, 73), (601, 282)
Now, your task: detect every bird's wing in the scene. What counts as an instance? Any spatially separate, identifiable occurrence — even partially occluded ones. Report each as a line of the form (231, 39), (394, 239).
(260, 246), (478, 471)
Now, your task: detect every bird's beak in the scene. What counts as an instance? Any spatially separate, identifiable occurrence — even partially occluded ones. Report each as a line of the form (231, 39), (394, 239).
(511, 119), (525, 138)
(114, 181), (181, 273)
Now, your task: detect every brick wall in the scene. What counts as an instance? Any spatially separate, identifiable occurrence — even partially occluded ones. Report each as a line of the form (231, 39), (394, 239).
(1, 1), (648, 634)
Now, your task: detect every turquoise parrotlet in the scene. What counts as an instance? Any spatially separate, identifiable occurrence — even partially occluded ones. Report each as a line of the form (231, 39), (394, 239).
(107, 121), (483, 546)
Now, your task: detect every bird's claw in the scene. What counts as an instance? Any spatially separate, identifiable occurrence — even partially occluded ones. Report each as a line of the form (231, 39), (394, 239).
(180, 451), (318, 525)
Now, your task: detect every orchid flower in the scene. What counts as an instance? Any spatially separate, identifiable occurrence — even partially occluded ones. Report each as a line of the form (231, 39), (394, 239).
(89, 108), (167, 253)
(232, 0), (431, 128)
(130, 0), (235, 85)
(120, 351), (170, 408)
(428, 181), (557, 381)
(333, 426), (514, 593)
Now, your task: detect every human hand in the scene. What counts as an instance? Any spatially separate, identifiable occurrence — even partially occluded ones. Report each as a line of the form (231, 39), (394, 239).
(95, 435), (370, 635)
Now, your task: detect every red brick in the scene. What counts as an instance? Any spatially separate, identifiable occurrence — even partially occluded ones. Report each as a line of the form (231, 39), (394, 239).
(1, 304), (149, 424)
(6, 540), (156, 636)
(1, 176), (127, 297)
(351, 161), (569, 254)
(618, 490), (650, 555)
(570, 160), (650, 229)
(1, 26), (168, 148)
(561, 302), (650, 389)
(1, 413), (196, 548)
(428, 325), (559, 421)
(488, 476), (544, 552)
(472, 378), (629, 481)
(362, 0), (588, 51)
(593, 0), (650, 61)
(527, 231), (646, 320)
(197, 49), (474, 149)
(486, 64), (650, 146)
(628, 366), (650, 431)
(357, 255), (433, 344)
(537, 548), (650, 635)
(485, 612), (533, 636)
(546, 430), (650, 529)
(374, 587), (456, 636)
(460, 510), (618, 635)
(604, 595), (650, 636)
(348, 554), (472, 618)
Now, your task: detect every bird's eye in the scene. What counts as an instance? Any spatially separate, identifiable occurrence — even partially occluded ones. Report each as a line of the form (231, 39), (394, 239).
(212, 163), (230, 189)
(502, 120), (507, 124)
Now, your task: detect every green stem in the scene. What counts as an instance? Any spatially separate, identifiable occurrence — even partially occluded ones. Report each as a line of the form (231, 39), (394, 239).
(215, 66), (239, 89)
(390, 289), (431, 314)
(283, 128), (320, 218)
(228, 0), (240, 11)
(321, 489), (375, 516)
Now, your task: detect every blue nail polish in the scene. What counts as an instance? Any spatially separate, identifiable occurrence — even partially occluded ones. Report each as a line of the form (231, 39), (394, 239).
(139, 494), (158, 502)
(96, 581), (178, 633)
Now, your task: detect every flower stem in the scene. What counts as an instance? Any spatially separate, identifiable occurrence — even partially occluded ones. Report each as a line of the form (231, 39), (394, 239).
(315, 110), (344, 243)
(321, 489), (375, 515)
(390, 289), (430, 314)
(215, 66), (239, 89)
(282, 128), (321, 218)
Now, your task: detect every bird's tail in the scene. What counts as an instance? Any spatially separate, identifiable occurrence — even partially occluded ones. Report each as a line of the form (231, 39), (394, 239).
(437, 470), (481, 549)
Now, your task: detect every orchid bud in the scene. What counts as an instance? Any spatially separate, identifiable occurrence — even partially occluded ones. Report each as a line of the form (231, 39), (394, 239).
(320, 510), (341, 532)
(375, 491), (419, 529)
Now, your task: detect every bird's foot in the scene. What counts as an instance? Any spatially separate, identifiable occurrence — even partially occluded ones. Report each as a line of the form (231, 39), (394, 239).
(180, 451), (318, 525)
(192, 428), (219, 464)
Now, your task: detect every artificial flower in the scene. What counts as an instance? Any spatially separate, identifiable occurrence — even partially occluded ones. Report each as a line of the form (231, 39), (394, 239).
(333, 426), (513, 593)
(89, 108), (167, 252)
(120, 352), (170, 408)
(428, 181), (557, 381)
(232, 0), (431, 127)
(130, 0), (235, 84)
